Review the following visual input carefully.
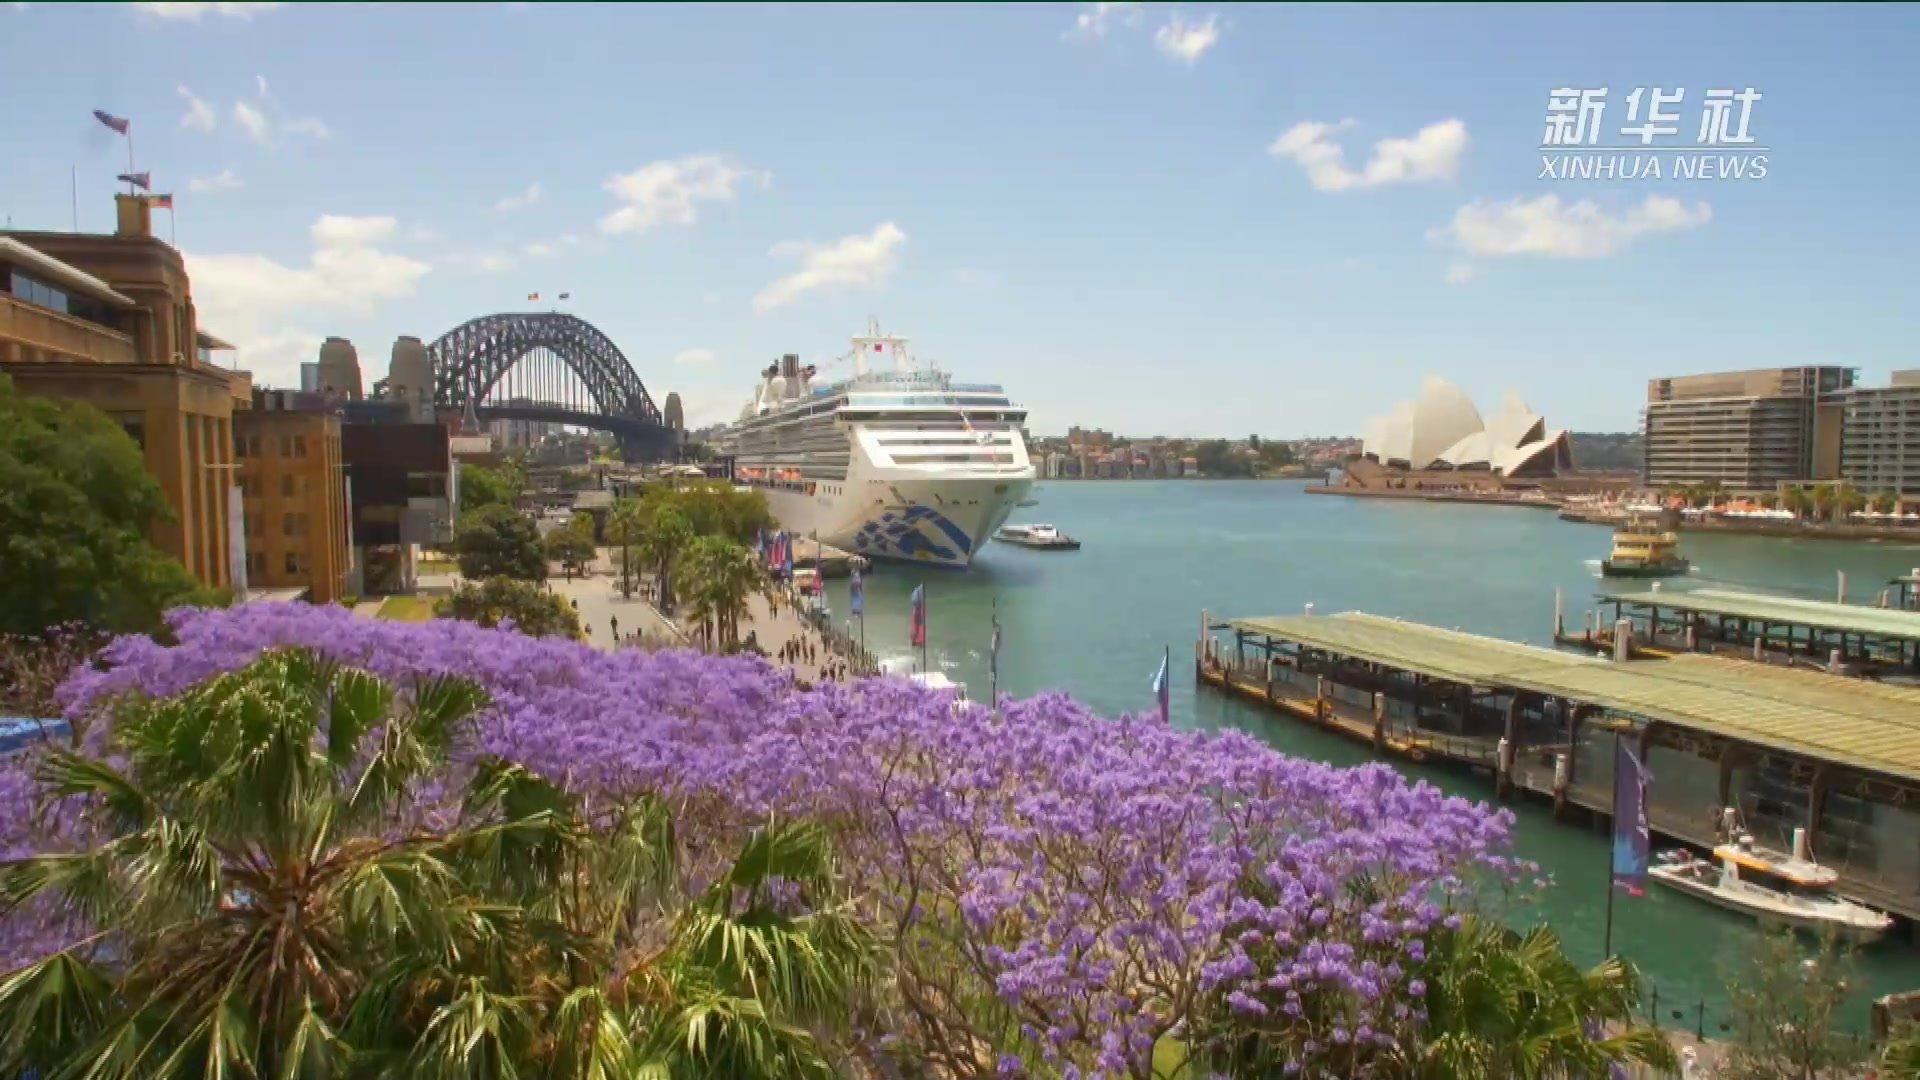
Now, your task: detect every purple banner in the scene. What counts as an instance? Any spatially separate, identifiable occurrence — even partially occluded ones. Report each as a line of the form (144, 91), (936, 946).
(1611, 737), (1650, 896)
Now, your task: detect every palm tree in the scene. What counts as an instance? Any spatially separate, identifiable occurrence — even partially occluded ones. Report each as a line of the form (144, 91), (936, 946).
(678, 536), (766, 650)
(635, 505), (694, 612)
(0, 649), (872, 1080)
(1395, 915), (1678, 1080)
(1812, 484), (1837, 523)
(608, 497), (647, 599)
(1874, 491), (1899, 516)
(1837, 484), (1867, 521)
(1782, 485), (1814, 520)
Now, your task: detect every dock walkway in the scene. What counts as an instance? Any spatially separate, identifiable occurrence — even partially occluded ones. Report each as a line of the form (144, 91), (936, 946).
(1198, 608), (1920, 924)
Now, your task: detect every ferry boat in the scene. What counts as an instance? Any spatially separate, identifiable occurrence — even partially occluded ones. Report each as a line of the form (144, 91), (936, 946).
(1649, 827), (1892, 943)
(1601, 516), (1691, 578)
(712, 323), (1035, 569)
(994, 523), (1081, 550)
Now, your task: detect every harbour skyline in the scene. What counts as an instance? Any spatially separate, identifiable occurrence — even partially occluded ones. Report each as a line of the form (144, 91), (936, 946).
(3, 4), (1918, 438)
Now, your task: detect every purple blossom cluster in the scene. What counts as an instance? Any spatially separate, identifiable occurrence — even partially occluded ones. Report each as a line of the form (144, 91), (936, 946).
(12, 603), (1518, 1078)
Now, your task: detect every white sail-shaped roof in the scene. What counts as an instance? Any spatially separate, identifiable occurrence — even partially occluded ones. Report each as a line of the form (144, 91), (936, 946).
(1360, 380), (1569, 475)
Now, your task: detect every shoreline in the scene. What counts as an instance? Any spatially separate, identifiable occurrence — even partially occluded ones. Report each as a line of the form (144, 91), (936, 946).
(1308, 485), (1920, 544)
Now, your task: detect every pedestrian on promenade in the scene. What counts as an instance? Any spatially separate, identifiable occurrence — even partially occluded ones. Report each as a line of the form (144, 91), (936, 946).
(610, 615), (619, 643)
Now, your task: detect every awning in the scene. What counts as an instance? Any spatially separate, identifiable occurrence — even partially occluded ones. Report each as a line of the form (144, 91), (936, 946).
(0, 236), (137, 308)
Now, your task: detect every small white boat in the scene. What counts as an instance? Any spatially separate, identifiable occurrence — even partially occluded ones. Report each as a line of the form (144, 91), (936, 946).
(908, 671), (973, 712)
(994, 523), (1081, 550)
(1649, 826), (1891, 943)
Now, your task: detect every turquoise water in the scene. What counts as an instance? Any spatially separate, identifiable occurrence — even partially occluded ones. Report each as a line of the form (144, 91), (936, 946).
(821, 480), (1920, 1030)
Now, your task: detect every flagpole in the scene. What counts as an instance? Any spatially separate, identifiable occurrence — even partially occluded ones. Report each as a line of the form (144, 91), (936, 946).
(990, 596), (999, 713)
(70, 165), (78, 231)
(125, 129), (135, 195)
(1604, 729), (1619, 958)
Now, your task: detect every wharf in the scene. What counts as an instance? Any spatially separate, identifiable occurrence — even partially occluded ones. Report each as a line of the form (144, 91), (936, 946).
(1197, 606), (1920, 926)
(790, 537), (866, 578)
(1558, 587), (1920, 678)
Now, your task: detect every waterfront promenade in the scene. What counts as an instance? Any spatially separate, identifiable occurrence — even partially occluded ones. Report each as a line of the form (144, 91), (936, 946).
(548, 553), (869, 684)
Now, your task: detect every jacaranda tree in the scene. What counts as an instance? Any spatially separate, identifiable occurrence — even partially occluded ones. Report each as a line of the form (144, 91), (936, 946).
(0, 646), (872, 1079)
(0, 603), (1669, 1080)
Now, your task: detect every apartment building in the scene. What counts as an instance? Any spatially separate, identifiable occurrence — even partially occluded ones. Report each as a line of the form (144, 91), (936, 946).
(1836, 371), (1920, 496)
(234, 390), (351, 603)
(1642, 366), (1854, 490)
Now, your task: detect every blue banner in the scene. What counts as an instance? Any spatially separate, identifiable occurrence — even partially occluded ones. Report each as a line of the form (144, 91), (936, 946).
(849, 568), (864, 616)
(1611, 736), (1651, 896)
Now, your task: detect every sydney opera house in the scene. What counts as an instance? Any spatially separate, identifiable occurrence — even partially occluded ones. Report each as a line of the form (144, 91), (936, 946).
(1339, 377), (1576, 492)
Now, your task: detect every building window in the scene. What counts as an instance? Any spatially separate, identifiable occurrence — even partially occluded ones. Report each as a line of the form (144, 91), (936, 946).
(284, 552), (300, 575)
(406, 473), (447, 499)
(234, 432), (247, 458)
(281, 474), (295, 498)
(294, 435), (308, 459)
(280, 435), (292, 458)
(283, 512), (298, 537)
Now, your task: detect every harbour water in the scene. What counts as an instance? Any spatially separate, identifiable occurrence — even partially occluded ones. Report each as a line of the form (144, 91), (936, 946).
(821, 479), (1920, 1029)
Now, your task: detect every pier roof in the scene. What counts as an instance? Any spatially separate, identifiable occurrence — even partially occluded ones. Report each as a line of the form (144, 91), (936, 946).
(1226, 612), (1592, 688)
(1605, 588), (1920, 642)
(1227, 612), (1920, 783)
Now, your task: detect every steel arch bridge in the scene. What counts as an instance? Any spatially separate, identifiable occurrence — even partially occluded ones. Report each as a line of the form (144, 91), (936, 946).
(428, 312), (677, 459)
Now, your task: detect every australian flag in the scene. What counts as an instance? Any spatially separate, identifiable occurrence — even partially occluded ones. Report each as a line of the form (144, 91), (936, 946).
(92, 109), (129, 135)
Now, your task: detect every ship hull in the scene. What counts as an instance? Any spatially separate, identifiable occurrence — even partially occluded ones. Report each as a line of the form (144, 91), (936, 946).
(756, 469), (1034, 569)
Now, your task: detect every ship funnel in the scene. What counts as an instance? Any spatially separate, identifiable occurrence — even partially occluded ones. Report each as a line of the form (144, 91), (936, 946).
(781, 353), (800, 380)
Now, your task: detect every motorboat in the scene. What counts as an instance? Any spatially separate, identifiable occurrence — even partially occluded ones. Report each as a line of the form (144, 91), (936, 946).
(1601, 516), (1690, 577)
(1648, 826), (1891, 943)
(994, 523), (1081, 550)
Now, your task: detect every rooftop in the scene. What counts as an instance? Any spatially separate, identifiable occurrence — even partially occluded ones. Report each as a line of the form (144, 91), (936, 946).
(1606, 588), (1920, 642)
(1225, 611), (1920, 783)
(0, 236), (136, 309)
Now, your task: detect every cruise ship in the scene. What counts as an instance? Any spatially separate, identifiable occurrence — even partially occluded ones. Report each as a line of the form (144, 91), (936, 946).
(713, 324), (1035, 568)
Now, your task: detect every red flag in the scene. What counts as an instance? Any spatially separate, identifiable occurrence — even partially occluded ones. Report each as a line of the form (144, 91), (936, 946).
(92, 109), (130, 135)
(149, 194), (173, 210)
(910, 585), (926, 648)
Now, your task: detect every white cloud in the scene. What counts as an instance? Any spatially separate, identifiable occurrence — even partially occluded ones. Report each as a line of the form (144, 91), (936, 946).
(1268, 118), (1468, 193)
(599, 155), (768, 236)
(494, 182), (543, 213)
(1066, 1), (1141, 39)
(1154, 12), (1220, 64)
(310, 215), (398, 248)
(444, 250), (515, 275)
(233, 100), (270, 144)
(1429, 194), (1712, 259)
(133, 2), (282, 19)
(177, 85), (216, 132)
(753, 222), (906, 314)
(186, 213), (431, 387)
(673, 348), (717, 366)
(283, 116), (331, 139)
(1444, 262), (1476, 285)
(523, 233), (581, 258)
(188, 168), (242, 193)
(230, 75), (328, 147)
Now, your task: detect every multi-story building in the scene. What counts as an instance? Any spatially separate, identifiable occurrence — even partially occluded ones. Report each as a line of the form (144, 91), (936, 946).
(343, 421), (455, 595)
(234, 389), (351, 603)
(1837, 371), (1920, 497)
(1, 195), (249, 591)
(1642, 366), (1855, 491)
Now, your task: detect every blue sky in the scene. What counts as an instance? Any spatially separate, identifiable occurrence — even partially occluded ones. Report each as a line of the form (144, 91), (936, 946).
(4, 2), (1918, 438)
